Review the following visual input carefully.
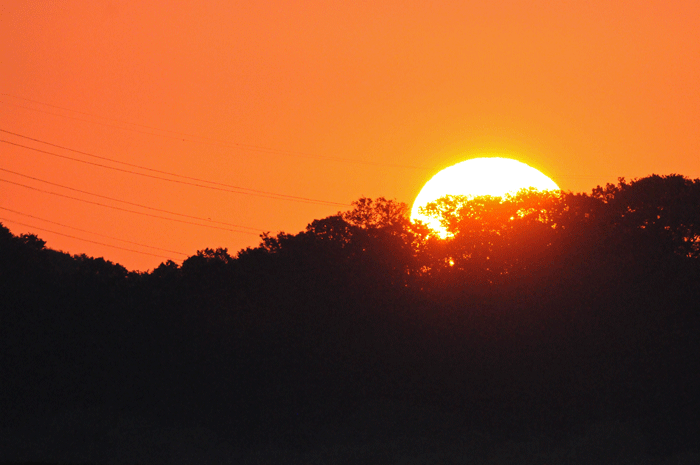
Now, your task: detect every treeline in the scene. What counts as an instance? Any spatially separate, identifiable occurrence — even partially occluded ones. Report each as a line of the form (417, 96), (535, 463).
(2, 174), (700, 458)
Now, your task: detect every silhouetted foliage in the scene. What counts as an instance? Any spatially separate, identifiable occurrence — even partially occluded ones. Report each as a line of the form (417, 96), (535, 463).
(2, 175), (700, 461)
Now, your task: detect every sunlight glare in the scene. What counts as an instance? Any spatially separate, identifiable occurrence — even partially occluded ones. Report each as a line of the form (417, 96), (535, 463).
(411, 157), (560, 236)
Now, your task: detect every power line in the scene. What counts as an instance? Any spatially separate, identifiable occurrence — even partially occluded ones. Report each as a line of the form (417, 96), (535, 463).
(2, 96), (620, 186)
(0, 93), (201, 137)
(0, 135), (349, 206)
(0, 99), (190, 142)
(0, 168), (261, 231)
(0, 96), (430, 170)
(0, 178), (261, 235)
(0, 217), (176, 260)
(2, 128), (337, 208)
(0, 96), (622, 178)
(0, 206), (189, 256)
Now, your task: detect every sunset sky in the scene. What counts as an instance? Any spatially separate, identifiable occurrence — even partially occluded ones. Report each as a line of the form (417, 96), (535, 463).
(2, 1), (699, 271)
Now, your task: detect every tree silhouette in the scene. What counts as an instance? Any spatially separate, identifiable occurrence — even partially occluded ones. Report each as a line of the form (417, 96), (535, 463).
(593, 175), (700, 258)
(2, 176), (700, 459)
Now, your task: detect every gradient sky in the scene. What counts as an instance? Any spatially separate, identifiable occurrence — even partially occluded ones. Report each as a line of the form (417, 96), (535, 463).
(2, 0), (699, 271)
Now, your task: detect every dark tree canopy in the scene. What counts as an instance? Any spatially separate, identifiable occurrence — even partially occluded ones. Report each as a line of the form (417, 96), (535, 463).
(2, 174), (700, 461)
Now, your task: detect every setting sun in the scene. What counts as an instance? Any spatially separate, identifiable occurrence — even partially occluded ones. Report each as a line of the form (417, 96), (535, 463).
(411, 157), (560, 234)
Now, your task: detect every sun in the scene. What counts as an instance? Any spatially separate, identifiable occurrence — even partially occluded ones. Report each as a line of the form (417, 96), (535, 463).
(411, 157), (560, 235)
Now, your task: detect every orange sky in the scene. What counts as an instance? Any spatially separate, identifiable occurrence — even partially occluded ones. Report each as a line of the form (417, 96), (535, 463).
(2, 1), (699, 271)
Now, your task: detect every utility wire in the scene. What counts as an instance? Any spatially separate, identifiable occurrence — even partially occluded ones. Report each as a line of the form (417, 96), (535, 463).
(0, 178), (261, 235)
(0, 96), (430, 170)
(0, 206), (189, 256)
(0, 217), (175, 260)
(2, 128), (299, 205)
(1, 97), (613, 180)
(0, 168), (261, 231)
(0, 136), (349, 206)
(0, 95), (619, 178)
(0, 100), (189, 142)
(0, 93), (201, 137)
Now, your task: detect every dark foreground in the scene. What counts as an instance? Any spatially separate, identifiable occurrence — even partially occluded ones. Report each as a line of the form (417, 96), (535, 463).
(3, 180), (700, 463)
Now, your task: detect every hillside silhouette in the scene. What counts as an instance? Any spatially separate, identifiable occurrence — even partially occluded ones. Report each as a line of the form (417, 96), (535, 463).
(2, 174), (699, 463)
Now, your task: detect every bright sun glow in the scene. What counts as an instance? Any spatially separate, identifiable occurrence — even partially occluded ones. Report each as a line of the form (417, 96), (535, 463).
(411, 157), (560, 235)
